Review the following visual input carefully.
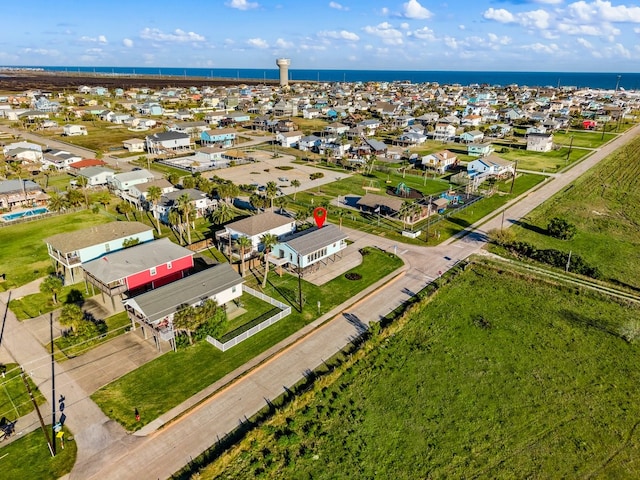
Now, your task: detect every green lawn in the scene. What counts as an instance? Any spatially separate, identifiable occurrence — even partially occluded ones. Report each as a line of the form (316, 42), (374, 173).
(0, 426), (76, 480)
(0, 363), (46, 420)
(91, 248), (403, 430)
(193, 262), (640, 479)
(552, 130), (618, 148)
(494, 145), (590, 172)
(0, 210), (113, 291)
(498, 133), (640, 290)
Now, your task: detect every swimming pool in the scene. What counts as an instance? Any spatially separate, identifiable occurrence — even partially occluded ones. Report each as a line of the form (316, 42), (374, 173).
(1, 207), (49, 221)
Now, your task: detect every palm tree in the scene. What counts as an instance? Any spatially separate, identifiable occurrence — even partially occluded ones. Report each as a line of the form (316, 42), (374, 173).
(236, 235), (253, 277)
(146, 185), (162, 234)
(274, 196), (288, 214)
(260, 233), (278, 288)
(265, 181), (278, 210)
(168, 208), (184, 244)
(66, 188), (84, 208)
(291, 179), (301, 200)
(40, 275), (64, 304)
(116, 201), (133, 221)
(399, 200), (413, 230)
(76, 175), (90, 208)
(59, 303), (84, 335)
(209, 202), (236, 225)
(176, 193), (194, 245)
(172, 304), (198, 345)
(48, 192), (67, 213)
(334, 207), (347, 230)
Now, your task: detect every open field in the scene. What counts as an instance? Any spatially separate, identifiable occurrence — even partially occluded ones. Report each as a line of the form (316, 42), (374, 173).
(0, 210), (113, 290)
(499, 133), (640, 291)
(193, 262), (640, 479)
(91, 247), (403, 430)
(552, 130), (618, 148)
(494, 144), (590, 172)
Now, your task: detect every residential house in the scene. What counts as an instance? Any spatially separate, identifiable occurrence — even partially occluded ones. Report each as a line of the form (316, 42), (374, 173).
(77, 166), (116, 186)
(396, 131), (427, 146)
(0, 179), (48, 210)
(123, 262), (244, 350)
(200, 128), (237, 147)
(526, 133), (554, 152)
(433, 123), (457, 141)
(276, 130), (304, 148)
(129, 178), (176, 209)
(467, 155), (515, 179)
(145, 131), (191, 155)
(156, 188), (213, 223)
(68, 159), (107, 175)
(41, 150), (81, 171)
(62, 124), (88, 136)
(122, 138), (146, 153)
(467, 143), (494, 157)
(356, 193), (404, 216)
(82, 238), (195, 306)
(460, 130), (485, 144)
(420, 150), (458, 174)
(357, 119), (381, 136)
(269, 224), (348, 274)
(219, 211), (296, 254)
(109, 169), (155, 196)
(324, 122), (349, 135)
(461, 114), (482, 127)
(526, 125), (547, 135)
(44, 221), (154, 284)
(298, 135), (322, 152)
(168, 121), (209, 138)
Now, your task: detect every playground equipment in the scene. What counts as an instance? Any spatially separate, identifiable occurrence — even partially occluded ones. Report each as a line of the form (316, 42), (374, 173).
(362, 179), (381, 192)
(440, 189), (462, 205)
(395, 182), (411, 197)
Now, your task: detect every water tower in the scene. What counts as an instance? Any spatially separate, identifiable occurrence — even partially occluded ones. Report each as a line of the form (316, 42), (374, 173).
(276, 58), (290, 87)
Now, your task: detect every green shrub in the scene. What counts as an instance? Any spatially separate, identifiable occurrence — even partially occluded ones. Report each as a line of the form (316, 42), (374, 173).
(547, 217), (577, 240)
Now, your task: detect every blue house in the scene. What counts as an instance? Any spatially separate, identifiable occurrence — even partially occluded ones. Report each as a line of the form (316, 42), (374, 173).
(44, 221), (155, 284)
(467, 143), (494, 157)
(201, 128), (237, 147)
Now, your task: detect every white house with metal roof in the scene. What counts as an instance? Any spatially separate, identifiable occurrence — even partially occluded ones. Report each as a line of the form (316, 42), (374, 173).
(123, 262), (243, 351)
(269, 224), (348, 272)
(220, 211), (296, 253)
(108, 169), (155, 195)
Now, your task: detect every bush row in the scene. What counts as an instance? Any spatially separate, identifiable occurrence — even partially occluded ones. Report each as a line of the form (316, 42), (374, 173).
(504, 241), (601, 279)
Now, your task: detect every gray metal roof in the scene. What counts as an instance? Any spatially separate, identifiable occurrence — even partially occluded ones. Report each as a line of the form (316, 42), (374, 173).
(280, 224), (348, 256)
(147, 131), (190, 142)
(124, 263), (243, 323)
(226, 211), (294, 237)
(112, 169), (154, 183)
(45, 221), (153, 253)
(81, 238), (193, 283)
(0, 179), (41, 195)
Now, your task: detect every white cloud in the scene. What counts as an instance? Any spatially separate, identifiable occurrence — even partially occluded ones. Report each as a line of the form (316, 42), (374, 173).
(577, 37), (593, 49)
(247, 37), (269, 49)
(140, 28), (206, 43)
(400, 22), (410, 30)
(409, 26), (435, 40)
(483, 8), (515, 23)
(519, 9), (551, 29)
(522, 42), (559, 54)
(535, 0), (562, 4)
(363, 22), (404, 45)
(402, 0), (433, 19)
(122, 38), (134, 48)
(329, 1), (348, 10)
(459, 24), (466, 30)
(557, 22), (620, 37)
(226, 0), (259, 10)
(488, 33), (512, 45)
(275, 38), (294, 49)
(21, 48), (60, 57)
(381, 7), (389, 16)
(566, 1), (640, 23)
(319, 30), (360, 41)
(80, 35), (108, 44)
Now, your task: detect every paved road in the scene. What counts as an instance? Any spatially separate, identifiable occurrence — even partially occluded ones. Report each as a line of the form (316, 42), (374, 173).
(1, 124), (637, 479)
(77, 124), (640, 479)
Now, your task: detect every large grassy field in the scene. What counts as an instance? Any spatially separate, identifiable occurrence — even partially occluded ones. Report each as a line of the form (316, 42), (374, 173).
(0, 210), (113, 290)
(495, 144), (590, 172)
(91, 247), (403, 430)
(193, 262), (640, 479)
(500, 133), (640, 291)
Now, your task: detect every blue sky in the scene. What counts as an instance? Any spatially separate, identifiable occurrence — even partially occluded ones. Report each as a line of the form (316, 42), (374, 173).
(2, 0), (639, 72)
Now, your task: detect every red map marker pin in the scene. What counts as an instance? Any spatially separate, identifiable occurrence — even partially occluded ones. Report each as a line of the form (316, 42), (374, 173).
(313, 207), (327, 228)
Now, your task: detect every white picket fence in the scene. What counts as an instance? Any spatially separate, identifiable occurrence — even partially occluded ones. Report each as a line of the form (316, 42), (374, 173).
(206, 285), (291, 351)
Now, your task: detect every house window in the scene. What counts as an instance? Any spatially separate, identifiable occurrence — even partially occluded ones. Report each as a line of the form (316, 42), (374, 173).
(150, 267), (157, 276)
(232, 286), (236, 293)
(105, 243), (111, 253)
(167, 261), (172, 270)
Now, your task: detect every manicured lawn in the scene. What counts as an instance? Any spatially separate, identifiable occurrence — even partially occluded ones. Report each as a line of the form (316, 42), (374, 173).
(0, 426), (76, 480)
(0, 210), (113, 290)
(499, 133), (640, 290)
(0, 363), (46, 419)
(91, 248), (403, 431)
(194, 263), (640, 479)
(10, 284), (89, 320)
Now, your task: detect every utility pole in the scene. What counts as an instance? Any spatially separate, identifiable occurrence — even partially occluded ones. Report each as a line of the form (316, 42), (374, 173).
(509, 160), (518, 194)
(297, 254), (303, 312)
(50, 312), (57, 456)
(22, 370), (54, 456)
(565, 135), (574, 165)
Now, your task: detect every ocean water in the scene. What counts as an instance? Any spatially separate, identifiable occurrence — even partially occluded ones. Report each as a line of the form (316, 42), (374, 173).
(8, 65), (640, 90)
